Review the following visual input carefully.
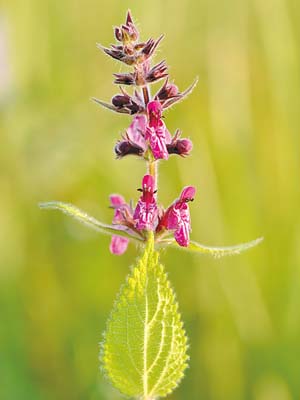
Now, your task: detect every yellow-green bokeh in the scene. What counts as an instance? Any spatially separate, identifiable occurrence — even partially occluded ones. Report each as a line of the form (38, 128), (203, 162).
(1, 1), (300, 399)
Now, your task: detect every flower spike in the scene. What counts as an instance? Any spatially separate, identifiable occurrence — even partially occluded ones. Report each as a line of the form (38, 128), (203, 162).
(40, 12), (264, 398)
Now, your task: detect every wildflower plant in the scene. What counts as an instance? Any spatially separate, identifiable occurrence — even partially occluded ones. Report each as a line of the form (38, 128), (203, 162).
(40, 11), (263, 400)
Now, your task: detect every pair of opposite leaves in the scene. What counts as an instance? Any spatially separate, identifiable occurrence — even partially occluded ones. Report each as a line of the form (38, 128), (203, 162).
(40, 201), (262, 399)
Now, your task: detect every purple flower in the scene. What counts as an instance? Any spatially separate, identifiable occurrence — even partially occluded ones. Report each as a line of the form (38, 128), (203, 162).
(109, 194), (131, 255)
(159, 186), (196, 247)
(133, 175), (158, 230)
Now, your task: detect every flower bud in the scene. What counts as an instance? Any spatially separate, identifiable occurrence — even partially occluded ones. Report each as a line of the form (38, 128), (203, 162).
(114, 11), (139, 43)
(112, 94), (130, 108)
(167, 138), (193, 157)
(136, 35), (164, 63)
(100, 44), (136, 65)
(114, 72), (135, 85)
(156, 80), (179, 101)
(146, 60), (168, 83)
(115, 140), (144, 158)
(111, 92), (143, 114)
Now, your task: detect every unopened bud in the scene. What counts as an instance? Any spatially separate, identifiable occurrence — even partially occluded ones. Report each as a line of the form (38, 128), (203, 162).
(114, 11), (139, 43)
(156, 80), (179, 100)
(167, 138), (193, 157)
(115, 140), (144, 158)
(111, 93), (142, 114)
(114, 73), (135, 85)
(146, 60), (168, 83)
(138, 35), (164, 62)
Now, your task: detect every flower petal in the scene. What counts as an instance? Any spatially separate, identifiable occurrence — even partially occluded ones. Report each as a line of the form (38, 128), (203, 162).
(109, 236), (129, 255)
(179, 186), (196, 202)
(174, 222), (190, 247)
(110, 194), (125, 207)
(145, 125), (169, 160)
(126, 114), (147, 149)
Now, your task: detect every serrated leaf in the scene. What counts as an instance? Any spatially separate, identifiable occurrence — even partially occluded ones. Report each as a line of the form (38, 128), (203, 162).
(39, 201), (143, 241)
(101, 233), (188, 399)
(158, 237), (263, 258)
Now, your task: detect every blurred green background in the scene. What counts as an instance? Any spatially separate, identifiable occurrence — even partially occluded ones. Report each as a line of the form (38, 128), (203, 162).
(1, 0), (300, 399)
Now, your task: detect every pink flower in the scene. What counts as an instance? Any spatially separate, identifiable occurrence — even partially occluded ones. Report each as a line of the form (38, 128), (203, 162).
(109, 235), (129, 255)
(114, 100), (193, 160)
(133, 174), (158, 230)
(160, 186), (196, 247)
(126, 114), (148, 150)
(109, 194), (130, 255)
(145, 101), (171, 160)
(124, 101), (170, 160)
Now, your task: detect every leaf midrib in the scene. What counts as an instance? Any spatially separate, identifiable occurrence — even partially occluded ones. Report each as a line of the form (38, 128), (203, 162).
(143, 290), (149, 397)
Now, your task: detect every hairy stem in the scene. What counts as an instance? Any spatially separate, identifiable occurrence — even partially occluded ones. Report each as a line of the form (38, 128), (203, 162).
(142, 85), (150, 106)
(148, 160), (158, 192)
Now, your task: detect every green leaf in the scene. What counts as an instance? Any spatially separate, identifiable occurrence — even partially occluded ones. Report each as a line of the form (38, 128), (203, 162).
(39, 201), (143, 241)
(101, 233), (188, 399)
(158, 237), (264, 258)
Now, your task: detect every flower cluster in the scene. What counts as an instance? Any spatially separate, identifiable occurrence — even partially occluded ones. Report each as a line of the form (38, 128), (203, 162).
(93, 11), (197, 254)
(109, 175), (196, 255)
(40, 11), (262, 260)
(94, 11), (197, 161)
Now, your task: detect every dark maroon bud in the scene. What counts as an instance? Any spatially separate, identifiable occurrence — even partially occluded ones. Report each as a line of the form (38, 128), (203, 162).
(167, 138), (193, 157)
(114, 27), (123, 42)
(111, 94), (142, 114)
(146, 60), (168, 83)
(156, 79), (179, 101)
(126, 102), (140, 114)
(98, 44), (136, 65)
(92, 97), (129, 114)
(139, 35), (164, 60)
(112, 94), (130, 108)
(115, 140), (144, 158)
(114, 73), (135, 85)
(163, 78), (198, 109)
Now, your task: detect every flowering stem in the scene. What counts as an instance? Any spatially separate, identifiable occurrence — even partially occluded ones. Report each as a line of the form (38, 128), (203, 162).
(142, 85), (150, 106)
(148, 160), (158, 190)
